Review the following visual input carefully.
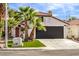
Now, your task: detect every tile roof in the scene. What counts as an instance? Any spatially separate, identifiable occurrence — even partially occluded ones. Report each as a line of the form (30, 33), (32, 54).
(67, 20), (79, 25)
(36, 12), (69, 25)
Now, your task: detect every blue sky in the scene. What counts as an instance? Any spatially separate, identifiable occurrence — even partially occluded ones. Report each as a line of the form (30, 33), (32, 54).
(8, 3), (79, 20)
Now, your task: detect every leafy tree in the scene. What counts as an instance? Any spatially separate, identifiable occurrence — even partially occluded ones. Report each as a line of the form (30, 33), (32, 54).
(69, 16), (77, 21)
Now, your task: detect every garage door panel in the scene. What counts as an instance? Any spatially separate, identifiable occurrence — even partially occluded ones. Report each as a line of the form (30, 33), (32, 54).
(36, 26), (64, 39)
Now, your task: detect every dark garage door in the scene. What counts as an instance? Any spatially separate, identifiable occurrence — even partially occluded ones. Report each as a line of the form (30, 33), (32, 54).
(36, 26), (64, 39)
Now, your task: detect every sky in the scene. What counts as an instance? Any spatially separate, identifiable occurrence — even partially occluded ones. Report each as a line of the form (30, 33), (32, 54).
(8, 3), (79, 20)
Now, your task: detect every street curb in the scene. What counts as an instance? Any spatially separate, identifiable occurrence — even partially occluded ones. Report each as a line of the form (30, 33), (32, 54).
(0, 47), (79, 51)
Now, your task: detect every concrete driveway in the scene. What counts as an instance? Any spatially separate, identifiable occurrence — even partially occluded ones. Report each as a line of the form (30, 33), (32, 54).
(38, 39), (79, 49)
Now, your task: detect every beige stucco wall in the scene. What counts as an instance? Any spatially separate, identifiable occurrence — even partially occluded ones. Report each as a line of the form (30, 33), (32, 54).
(43, 17), (66, 26)
(68, 25), (79, 38)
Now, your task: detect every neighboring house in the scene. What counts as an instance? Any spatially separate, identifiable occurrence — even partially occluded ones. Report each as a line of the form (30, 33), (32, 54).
(67, 20), (79, 39)
(12, 11), (69, 39)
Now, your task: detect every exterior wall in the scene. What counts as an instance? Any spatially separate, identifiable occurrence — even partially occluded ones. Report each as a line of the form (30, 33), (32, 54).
(77, 27), (79, 38)
(42, 17), (69, 38)
(43, 17), (66, 26)
(68, 25), (79, 38)
(64, 25), (69, 38)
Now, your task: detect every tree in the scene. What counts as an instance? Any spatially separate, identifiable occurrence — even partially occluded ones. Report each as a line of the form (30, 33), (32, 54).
(18, 6), (36, 41)
(0, 3), (5, 40)
(0, 20), (4, 40)
(29, 17), (46, 40)
(18, 6), (46, 41)
(69, 16), (77, 21)
(8, 8), (20, 38)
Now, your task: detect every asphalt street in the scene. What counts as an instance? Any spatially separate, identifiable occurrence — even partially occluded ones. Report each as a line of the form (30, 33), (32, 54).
(0, 49), (79, 56)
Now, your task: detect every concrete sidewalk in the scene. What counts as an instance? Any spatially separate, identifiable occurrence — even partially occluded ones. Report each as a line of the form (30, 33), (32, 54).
(38, 39), (79, 49)
(0, 49), (79, 56)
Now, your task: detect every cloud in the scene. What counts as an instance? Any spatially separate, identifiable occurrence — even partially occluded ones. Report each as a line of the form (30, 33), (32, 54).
(8, 3), (79, 20)
(47, 3), (79, 19)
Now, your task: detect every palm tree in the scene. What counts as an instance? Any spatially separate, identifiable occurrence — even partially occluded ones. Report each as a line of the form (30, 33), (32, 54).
(29, 17), (46, 40)
(0, 3), (5, 40)
(19, 6), (36, 41)
(18, 6), (46, 41)
(8, 8), (20, 38)
(0, 20), (4, 40)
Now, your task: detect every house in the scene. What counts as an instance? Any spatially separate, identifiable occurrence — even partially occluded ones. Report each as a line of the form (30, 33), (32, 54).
(36, 11), (69, 39)
(67, 20), (79, 39)
(12, 11), (69, 39)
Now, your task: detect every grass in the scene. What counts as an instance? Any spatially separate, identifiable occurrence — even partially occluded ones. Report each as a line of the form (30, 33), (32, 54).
(8, 39), (45, 48)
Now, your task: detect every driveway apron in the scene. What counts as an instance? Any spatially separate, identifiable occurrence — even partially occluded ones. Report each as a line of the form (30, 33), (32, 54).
(38, 39), (79, 49)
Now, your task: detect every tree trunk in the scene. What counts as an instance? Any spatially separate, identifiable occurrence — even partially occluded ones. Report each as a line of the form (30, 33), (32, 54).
(0, 28), (2, 40)
(24, 20), (28, 41)
(29, 27), (35, 41)
(12, 27), (15, 38)
(8, 27), (12, 38)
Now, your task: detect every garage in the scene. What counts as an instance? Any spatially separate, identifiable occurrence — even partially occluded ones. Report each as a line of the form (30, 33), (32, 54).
(36, 26), (64, 39)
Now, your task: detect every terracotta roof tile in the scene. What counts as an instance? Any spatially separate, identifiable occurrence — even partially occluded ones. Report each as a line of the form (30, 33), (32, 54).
(36, 12), (69, 24)
(68, 20), (79, 25)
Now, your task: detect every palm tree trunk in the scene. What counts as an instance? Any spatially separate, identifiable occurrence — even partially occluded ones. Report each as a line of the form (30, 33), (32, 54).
(8, 27), (12, 38)
(0, 28), (2, 40)
(24, 20), (28, 41)
(29, 27), (35, 41)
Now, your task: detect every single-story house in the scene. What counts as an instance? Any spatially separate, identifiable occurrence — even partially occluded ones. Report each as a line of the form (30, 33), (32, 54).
(67, 20), (79, 39)
(11, 11), (69, 39)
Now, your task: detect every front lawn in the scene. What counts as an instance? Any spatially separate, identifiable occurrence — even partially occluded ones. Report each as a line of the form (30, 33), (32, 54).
(8, 39), (45, 48)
